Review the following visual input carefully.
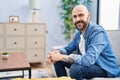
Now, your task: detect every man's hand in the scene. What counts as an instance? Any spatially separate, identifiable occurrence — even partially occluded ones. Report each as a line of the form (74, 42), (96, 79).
(47, 50), (61, 63)
(47, 52), (55, 64)
(50, 51), (63, 62)
(47, 51), (74, 64)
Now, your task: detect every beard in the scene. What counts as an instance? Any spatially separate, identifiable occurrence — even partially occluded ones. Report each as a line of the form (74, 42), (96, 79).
(75, 20), (88, 32)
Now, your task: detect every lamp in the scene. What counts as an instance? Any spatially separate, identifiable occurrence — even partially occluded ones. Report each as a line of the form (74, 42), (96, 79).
(29, 0), (40, 23)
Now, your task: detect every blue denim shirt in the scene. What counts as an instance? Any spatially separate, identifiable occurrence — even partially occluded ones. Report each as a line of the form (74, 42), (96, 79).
(60, 21), (120, 77)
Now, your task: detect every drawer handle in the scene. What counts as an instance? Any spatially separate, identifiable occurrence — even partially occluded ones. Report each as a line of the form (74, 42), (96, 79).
(34, 41), (37, 44)
(14, 28), (17, 31)
(34, 28), (37, 31)
(35, 54), (37, 57)
(14, 42), (17, 44)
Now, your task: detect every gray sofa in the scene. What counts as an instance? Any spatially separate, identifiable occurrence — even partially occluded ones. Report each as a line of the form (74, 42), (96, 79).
(106, 30), (120, 66)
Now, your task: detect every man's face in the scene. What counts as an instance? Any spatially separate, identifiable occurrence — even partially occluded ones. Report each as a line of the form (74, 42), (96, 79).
(72, 6), (90, 32)
(74, 17), (88, 31)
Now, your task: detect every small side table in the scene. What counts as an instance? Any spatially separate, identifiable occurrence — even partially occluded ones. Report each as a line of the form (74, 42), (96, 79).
(0, 52), (31, 79)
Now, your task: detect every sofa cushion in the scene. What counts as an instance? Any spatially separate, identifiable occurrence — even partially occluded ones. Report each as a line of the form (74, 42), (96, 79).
(106, 30), (120, 66)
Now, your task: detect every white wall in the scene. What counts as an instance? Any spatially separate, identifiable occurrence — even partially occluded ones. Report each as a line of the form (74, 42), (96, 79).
(99, 0), (120, 30)
(87, 0), (98, 23)
(119, 2), (120, 29)
(0, 0), (30, 22)
(0, 0), (99, 56)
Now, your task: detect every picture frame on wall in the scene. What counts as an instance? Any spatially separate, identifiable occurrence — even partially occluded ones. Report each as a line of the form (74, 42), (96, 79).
(9, 16), (19, 23)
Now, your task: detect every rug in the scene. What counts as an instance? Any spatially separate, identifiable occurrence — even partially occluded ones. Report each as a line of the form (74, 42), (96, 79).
(12, 77), (74, 80)
(0, 69), (49, 80)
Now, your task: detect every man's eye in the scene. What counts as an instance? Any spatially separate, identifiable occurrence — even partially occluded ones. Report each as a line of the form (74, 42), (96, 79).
(79, 14), (84, 17)
(73, 16), (77, 18)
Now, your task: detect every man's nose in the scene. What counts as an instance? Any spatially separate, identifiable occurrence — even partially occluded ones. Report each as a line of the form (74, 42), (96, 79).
(76, 17), (80, 21)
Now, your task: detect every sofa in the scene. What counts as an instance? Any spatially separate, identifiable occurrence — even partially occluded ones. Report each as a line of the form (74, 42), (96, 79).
(106, 30), (120, 66)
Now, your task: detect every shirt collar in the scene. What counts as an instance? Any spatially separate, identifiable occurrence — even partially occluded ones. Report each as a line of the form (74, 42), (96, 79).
(84, 21), (93, 39)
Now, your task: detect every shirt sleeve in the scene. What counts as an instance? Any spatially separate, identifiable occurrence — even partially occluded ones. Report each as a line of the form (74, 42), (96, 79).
(59, 32), (79, 55)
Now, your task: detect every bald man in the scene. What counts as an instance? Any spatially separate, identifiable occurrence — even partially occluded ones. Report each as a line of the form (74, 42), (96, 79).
(47, 5), (120, 80)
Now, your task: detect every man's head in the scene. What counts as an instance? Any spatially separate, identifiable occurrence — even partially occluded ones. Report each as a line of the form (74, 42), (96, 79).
(72, 5), (91, 33)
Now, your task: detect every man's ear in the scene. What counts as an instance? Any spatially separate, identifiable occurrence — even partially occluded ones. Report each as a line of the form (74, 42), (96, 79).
(88, 13), (91, 19)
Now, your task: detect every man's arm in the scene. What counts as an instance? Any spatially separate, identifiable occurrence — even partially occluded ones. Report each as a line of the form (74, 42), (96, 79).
(48, 50), (74, 63)
(59, 32), (80, 55)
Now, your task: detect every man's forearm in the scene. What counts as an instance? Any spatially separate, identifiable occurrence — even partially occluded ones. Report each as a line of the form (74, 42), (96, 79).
(61, 55), (74, 63)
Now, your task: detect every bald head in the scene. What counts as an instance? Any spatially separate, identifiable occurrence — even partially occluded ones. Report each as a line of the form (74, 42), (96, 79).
(72, 5), (89, 16)
(72, 5), (91, 33)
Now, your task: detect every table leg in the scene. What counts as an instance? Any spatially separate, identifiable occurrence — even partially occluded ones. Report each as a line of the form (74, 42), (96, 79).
(28, 68), (31, 79)
(22, 70), (24, 78)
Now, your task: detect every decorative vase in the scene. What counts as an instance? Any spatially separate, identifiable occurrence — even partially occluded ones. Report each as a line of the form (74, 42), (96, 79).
(2, 54), (9, 59)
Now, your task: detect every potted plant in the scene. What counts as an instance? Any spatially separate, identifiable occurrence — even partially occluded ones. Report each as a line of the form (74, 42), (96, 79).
(2, 51), (9, 59)
(59, 0), (92, 40)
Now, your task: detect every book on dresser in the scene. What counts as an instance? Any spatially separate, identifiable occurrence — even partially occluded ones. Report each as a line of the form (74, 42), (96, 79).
(0, 23), (46, 63)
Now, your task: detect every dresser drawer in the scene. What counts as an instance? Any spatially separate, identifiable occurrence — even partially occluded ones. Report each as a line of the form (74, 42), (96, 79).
(27, 37), (45, 48)
(5, 24), (25, 35)
(27, 24), (45, 35)
(0, 38), (3, 49)
(0, 24), (4, 35)
(6, 37), (25, 49)
(26, 50), (45, 62)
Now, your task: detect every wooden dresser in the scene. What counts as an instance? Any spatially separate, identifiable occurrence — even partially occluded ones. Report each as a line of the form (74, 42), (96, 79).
(0, 23), (46, 63)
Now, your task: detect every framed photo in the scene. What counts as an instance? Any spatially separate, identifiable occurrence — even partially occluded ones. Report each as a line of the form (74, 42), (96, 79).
(9, 16), (19, 23)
